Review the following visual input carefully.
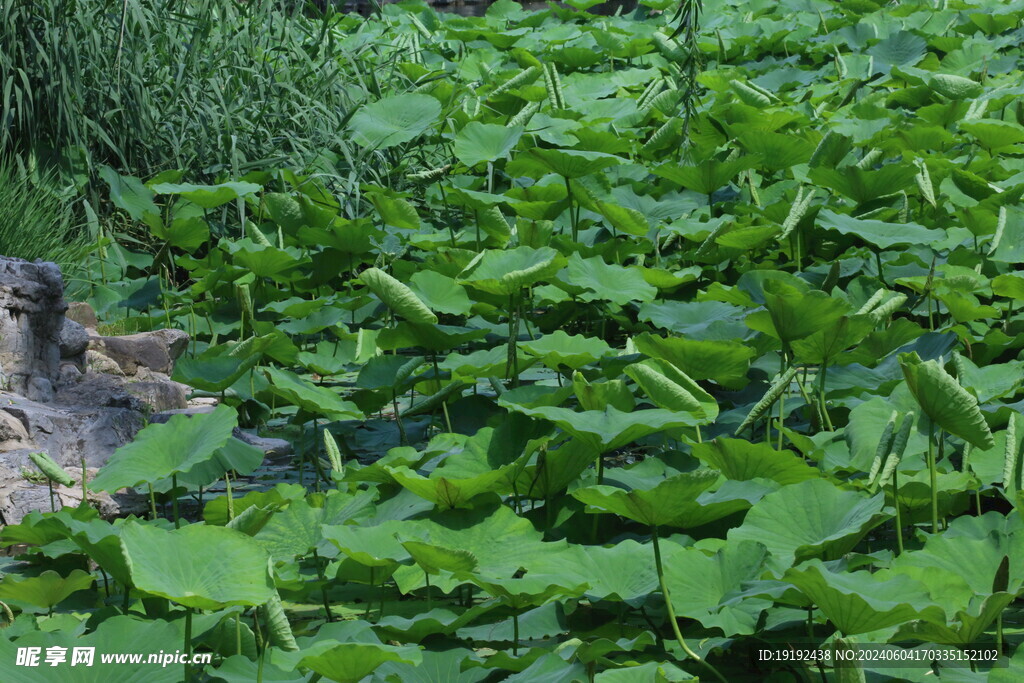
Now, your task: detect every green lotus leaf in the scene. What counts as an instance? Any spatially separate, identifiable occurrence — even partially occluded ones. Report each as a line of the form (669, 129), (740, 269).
(729, 479), (887, 567)
(816, 209), (945, 249)
(746, 279), (852, 344)
(511, 438), (597, 500)
(459, 246), (563, 295)
(663, 540), (771, 636)
(276, 639), (422, 683)
(867, 30), (927, 71)
(592, 660), (691, 681)
(263, 367), (363, 421)
(519, 331), (612, 370)
(90, 405), (237, 492)
(150, 181), (262, 208)
(366, 192), (420, 230)
(791, 314), (876, 365)
(385, 463), (515, 510)
(222, 239), (306, 280)
(172, 334), (276, 392)
(409, 270), (473, 315)
(349, 93), (441, 149)
(454, 122), (524, 167)
(691, 439), (819, 485)
(400, 540), (479, 576)
(636, 300), (746, 339)
(782, 560), (945, 636)
(155, 436), (264, 493)
(556, 253), (657, 305)
(652, 156), (754, 195)
(120, 522), (275, 610)
(899, 351), (995, 448)
(374, 610), (496, 645)
(572, 470), (720, 527)
(891, 512), (1024, 609)
(960, 120), (1024, 151)
(633, 334), (755, 389)
(572, 372), (634, 412)
(809, 166), (917, 205)
(471, 574), (589, 610)
(254, 491), (376, 562)
(356, 354), (424, 391)
(501, 403), (699, 453)
(375, 648), (492, 682)
(322, 520), (411, 571)
(528, 539), (658, 606)
(297, 219), (382, 255)
(671, 479), (775, 528)
(507, 148), (622, 179)
(0, 615), (183, 682)
(101, 166), (159, 222)
(60, 517), (134, 587)
(0, 569), (94, 610)
(390, 505), (561, 595)
(376, 323), (487, 352)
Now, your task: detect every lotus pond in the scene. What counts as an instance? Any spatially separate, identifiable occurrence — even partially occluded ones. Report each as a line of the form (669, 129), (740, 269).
(5, 0), (1024, 680)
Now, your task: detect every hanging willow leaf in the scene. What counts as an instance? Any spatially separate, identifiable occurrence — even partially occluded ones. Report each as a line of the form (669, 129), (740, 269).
(735, 366), (800, 435)
(28, 451), (76, 487)
(360, 268), (437, 325)
(899, 352), (994, 449)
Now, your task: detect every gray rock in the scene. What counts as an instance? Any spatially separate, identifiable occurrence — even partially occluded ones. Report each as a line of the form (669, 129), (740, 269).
(149, 406), (217, 424)
(65, 301), (98, 329)
(0, 257), (64, 395)
(0, 463), (146, 525)
(0, 410), (31, 451)
(26, 376), (54, 402)
(89, 328), (190, 376)
(233, 430), (292, 460)
(124, 380), (188, 413)
(2, 390), (143, 468)
(53, 374), (144, 412)
(59, 319), (90, 359)
(85, 350), (124, 376)
(58, 361), (83, 386)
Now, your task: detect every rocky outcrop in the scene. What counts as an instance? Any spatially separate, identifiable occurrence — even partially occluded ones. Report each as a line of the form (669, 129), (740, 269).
(0, 256), (292, 525)
(0, 259), (65, 402)
(88, 328), (189, 376)
(0, 256), (188, 524)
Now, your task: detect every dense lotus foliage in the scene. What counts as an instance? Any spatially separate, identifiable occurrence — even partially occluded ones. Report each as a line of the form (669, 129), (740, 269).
(5, 0), (1024, 680)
